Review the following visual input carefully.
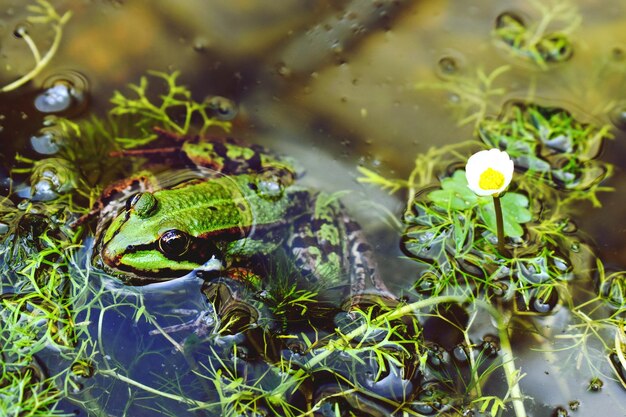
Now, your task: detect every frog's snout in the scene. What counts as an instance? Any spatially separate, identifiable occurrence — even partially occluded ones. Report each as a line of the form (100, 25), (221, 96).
(100, 244), (121, 268)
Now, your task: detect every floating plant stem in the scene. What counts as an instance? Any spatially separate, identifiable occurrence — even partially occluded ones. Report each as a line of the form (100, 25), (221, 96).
(415, 65), (510, 129)
(495, 319), (528, 417)
(464, 311), (484, 399)
(19, 27), (42, 64)
(99, 369), (211, 409)
(1, 1), (72, 93)
(477, 300), (528, 417)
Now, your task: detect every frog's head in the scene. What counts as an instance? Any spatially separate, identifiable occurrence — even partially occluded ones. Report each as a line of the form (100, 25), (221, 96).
(97, 191), (226, 282)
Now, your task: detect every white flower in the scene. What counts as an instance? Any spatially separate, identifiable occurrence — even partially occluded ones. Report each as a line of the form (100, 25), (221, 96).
(465, 149), (514, 196)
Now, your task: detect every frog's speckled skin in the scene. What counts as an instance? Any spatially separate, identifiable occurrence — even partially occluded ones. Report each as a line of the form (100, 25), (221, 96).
(93, 129), (393, 304)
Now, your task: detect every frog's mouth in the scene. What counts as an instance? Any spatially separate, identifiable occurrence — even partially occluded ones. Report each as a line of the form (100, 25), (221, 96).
(99, 239), (224, 283)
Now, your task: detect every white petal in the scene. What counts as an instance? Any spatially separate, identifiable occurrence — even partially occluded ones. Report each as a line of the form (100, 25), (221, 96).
(464, 148), (514, 196)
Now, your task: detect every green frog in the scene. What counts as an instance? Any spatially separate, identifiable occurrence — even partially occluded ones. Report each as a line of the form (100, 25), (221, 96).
(89, 128), (393, 313)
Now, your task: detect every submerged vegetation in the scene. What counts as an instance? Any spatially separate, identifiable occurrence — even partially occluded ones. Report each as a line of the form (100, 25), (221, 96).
(1, 1), (625, 417)
(0, 0), (72, 93)
(360, 49), (622, 417)
(492, 0), (581, 69)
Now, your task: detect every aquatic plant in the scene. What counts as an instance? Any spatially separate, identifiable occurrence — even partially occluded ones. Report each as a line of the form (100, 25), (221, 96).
(415, 66), (511, 129)
(359, 84), (622, 417)
(0, 67), (237, 415)
(478, 102), (613, 206)
(4, 70), (608, 417)
(0, 216), (103, 416)
(110, 70), (232, 148)
(0, 1), (72, 93)
(0, 2), (622, 409)
(493, 0), (581, 69)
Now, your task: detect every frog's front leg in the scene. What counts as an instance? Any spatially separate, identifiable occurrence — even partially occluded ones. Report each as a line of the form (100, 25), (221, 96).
(343, 217), (395, 303)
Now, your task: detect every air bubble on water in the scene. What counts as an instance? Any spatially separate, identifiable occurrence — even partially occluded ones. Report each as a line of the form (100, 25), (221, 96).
(426, 343), (447, 368)
(551, 255), (571, 276)
(540, 33), (573, 62)
(13, 23), (29, 38)
(30, 131), (60, 155)
(361, 361), (413, 402)
(599, 272), (625, 309)
(436, 56), (460, 78)
(34, 72), (89, 115)
(234, 345), (250, 360)
(31, 179), (59, 201)
(287, 340), (305, 355)
(276, 64), (292, 77)
(17, 199), (30, 210)
(35, 83), (72, 113)
(206, 96), (238, 120)
(71, 360), (95, 378)
(568, 400), (580, 411)
(192, 37), (209, 53)
(495, 11), (525, 30)
(519, 257), (550, 284)
(452, 344), (470, 363)
(570, 242), (580, 253)
(480, 335), (500, 357)
(255, 289), (270, 301)
(330, 41), (343, 55)
(530, 289), (559, 314)
(552, 406), (569, 417)
(27, 158), (77, 200)
(411, 403), (436, 415)
(559, 218), (577, 233)
(412, 381), (443, 415)
(490, 280), (510, 298)
(416, 270), (438, 293)
(587, 377), (603, 391)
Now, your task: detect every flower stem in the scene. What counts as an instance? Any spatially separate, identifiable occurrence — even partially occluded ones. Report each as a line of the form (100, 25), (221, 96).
(493, 195), (505, 255)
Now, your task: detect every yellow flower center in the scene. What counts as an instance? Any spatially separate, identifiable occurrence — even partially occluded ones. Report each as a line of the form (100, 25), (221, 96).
(478, 168), (505, 191)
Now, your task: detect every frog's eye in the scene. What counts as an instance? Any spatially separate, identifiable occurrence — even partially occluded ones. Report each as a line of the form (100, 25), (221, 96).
(126, 192), (157, 218)
(158, 229), (190, 258)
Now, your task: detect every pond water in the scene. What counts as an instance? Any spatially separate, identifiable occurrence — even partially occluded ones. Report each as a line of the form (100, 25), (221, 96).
(1, 0), (625, 416)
